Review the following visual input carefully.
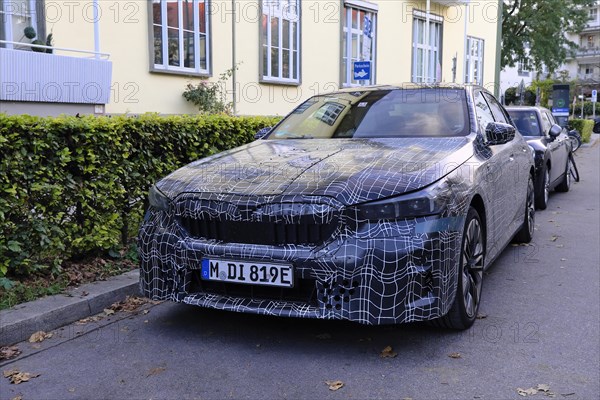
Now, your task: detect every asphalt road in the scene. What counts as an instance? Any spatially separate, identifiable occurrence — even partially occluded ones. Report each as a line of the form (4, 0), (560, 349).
(2, 141), (599, 400)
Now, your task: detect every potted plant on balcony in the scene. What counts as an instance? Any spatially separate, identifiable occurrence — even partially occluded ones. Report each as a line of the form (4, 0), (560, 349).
(20, 27), (53, 54)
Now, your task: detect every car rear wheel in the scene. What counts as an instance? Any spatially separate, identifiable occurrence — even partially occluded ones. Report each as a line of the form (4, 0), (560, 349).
(435, 207), (484, 330)
(535, 167), (549, 210)
(514, 176), (535, 243)
(555, 157), (572, 192)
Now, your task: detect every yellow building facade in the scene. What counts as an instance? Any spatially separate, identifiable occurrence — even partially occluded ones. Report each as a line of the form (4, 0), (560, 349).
(0, 0), (502, 116)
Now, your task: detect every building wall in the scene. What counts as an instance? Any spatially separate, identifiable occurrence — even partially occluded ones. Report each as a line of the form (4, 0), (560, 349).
(6, 0), (501, 116)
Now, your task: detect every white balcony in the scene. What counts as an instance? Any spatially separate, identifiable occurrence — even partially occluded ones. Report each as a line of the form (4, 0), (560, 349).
(0, 45), (112, 105)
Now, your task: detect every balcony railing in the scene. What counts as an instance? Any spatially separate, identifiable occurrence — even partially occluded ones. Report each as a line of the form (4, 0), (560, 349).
(0, 41), (112, 105)
(567, 46), (600, 59)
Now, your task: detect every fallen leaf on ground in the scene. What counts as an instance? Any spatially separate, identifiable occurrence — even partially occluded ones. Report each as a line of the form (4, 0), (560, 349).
(12, 395), (23, 400)
(380, 346), (397, 358)
(146, 367), (166, 377)
(0, 346), (21, 360)
(550, 235), (559, 242)
(76, 315), (102, 325)
(517, 387), (538, 396)
(325, 380), (344, 391)
(555, 244), (564, 248)
(476, 313), (488, 319)
(29, 331), (52, 343)
(103, 308), (115, 316)
(68, 388), (76, 393)
(142, 309), (150, 315)
(517, 385), (555, 397)
(561, 258), (567, 261)
(316, 333), (331, 340)
(3, 369), (40, 384)
(448, 352), (461, 359)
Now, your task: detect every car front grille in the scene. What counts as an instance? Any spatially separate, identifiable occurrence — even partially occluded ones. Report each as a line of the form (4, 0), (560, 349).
(178, 217), (338, 246)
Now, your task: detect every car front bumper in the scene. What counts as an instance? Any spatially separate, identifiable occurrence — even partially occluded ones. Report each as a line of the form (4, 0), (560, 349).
(138, 200), (465, 325)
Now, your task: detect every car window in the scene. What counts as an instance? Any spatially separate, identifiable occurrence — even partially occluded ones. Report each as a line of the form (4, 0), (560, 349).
(483, 93), (509, 124)
(268, 88), (471, 139)
(539, 111), (552, 135)
(474, 91), (495, 132)
(544, 111), (557, 126)
(506, 109), (542, 136)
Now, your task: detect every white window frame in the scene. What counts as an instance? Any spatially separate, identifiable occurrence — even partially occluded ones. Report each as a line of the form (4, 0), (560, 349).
(341, 1), (378, 87)
(150, 0), (211, 75)
(464, 36), (484, 84)
(589, 7), (597, 21)
(0, 0), (38, 49)
(260, 0), (301, 85)
(517, 57), (530, 76)
(411, 11), (442, 84)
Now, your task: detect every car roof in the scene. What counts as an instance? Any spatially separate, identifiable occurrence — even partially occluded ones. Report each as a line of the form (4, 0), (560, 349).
(325, 83), (483, 96)
(505, 106), (552, 113)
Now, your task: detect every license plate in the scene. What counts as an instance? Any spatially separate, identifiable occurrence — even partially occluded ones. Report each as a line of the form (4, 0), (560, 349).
(201, 259), (294, 288)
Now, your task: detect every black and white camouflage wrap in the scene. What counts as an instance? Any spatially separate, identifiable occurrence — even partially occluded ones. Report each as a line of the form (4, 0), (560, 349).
(139, 86), (534, 325)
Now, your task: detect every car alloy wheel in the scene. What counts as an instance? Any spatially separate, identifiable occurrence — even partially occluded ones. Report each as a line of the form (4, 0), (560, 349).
(514, 176), (535, 243)
(461, 212), (484, 319)
(434, 207), (485, 330)
(535, 168), (549, 210)
(556, 157), (572, 192)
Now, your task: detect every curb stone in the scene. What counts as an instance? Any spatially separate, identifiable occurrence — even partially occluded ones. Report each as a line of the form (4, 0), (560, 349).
(0, 269), (140, 346)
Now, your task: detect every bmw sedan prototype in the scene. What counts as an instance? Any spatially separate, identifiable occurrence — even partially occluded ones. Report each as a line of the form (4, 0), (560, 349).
(139, 85), (535, 329)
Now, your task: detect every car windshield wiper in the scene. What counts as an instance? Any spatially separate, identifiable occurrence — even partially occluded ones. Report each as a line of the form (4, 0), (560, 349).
(285, 134), (314, 139)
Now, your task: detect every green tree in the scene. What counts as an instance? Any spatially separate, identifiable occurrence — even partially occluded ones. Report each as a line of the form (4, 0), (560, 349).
(502, 0), (595, 73)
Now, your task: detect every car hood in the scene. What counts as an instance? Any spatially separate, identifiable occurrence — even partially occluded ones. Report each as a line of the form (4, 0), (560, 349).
(157, 138), (474, 205)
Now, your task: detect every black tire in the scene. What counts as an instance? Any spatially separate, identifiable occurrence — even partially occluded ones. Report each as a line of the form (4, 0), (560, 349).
(434, 207), (484, 330)
(514, 176), (535, 243)
(555, 156), (572, 192)
(535, 166), (549, 210)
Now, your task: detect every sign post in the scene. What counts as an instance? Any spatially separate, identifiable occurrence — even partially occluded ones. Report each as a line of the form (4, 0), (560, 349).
(592, 89), (597, 119)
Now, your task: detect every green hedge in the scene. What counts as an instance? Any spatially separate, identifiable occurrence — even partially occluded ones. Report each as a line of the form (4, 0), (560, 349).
(569, 119), (594, 143)
(0, 113), (280, 278)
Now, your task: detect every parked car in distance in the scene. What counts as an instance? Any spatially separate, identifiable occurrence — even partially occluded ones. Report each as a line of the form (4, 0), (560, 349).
(140, 85), (535, 330)
(506, 106), (573, 210)
(593, 117), (600, 134)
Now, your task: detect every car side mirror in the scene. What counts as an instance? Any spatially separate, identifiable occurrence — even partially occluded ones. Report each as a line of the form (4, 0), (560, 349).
(484, 122), (516, 145)
(255, 127), (272, 140)
(548, 124), (562, 138)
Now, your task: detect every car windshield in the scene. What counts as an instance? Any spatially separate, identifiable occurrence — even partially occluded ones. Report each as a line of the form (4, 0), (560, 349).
(507, 110), (542, 136)
(268, 88), (470, 139)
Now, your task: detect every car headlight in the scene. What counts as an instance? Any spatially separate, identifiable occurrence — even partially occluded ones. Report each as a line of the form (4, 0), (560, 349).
(148, 185), (171, 211)
(352, 182), (448, 220)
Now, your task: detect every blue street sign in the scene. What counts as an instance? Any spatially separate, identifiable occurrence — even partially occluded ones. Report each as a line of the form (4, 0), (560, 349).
(353, 61), (371, 81)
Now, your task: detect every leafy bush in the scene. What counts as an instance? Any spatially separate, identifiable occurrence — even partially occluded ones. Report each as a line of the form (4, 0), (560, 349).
(570, 101), (596, 118)
(0, 113), (280, 278)
(569, 119), (594, 143)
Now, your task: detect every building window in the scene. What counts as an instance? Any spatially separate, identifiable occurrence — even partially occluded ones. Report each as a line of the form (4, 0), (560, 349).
(464, 36), (484, 84)
(341, 1), (377, 86)
(589, 8), (598, 21)
(412, 11), (442, 83)
(151, 0), (210, 74)
(260, 0), (300, 84)
(0, 0), (44, 49)
(517, 57), (530, 76)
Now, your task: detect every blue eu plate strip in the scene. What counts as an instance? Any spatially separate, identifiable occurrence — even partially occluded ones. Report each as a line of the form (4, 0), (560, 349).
(201, 259), (210, 279)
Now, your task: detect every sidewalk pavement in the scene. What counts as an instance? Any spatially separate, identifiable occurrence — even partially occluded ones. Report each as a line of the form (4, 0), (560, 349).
(0, 270), (140, 346)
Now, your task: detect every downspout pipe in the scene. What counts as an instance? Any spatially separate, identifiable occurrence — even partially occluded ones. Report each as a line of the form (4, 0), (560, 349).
(93, 0), (100, 59)
(231, 0), (237, 115)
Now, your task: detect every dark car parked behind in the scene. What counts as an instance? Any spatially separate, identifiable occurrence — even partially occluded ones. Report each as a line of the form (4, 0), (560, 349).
(506, 106), (573, 210)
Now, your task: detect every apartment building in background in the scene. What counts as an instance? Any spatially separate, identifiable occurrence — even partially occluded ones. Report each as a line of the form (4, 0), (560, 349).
(1, 0), (502, 116)
(499, 0), (600, 102)
(562, 1), (600, 86)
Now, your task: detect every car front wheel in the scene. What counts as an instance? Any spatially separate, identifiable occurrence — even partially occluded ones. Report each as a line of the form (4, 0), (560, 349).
(435, 206), (484, 330)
